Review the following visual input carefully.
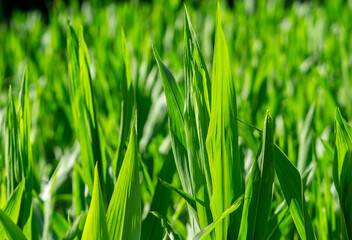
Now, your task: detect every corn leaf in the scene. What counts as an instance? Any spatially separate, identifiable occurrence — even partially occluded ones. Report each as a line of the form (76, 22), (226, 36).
(150, 211), (180, 240)
(184, 5), (212, 229)
(193, 195), (244, 240)
(0, 209), (27, 240)
(113, 29), (135, 178)
(206, 3), (243, 239)
(81, 165), (109, 240)
(238, 112), (275, 239)
(333, 108), (352, 239)
(106, 122), (141, 240)
(67, 21), (104, 199)
(274, 145), (316, 240)
(0, 180), (25, 239)
(159, 178), (198, 211)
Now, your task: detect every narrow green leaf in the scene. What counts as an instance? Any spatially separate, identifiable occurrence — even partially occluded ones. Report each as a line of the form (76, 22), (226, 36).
(0, 209), (27, 240)
(238, 112), (275, 240)
(206, 3), (243, 239)
(184, 5), (212, 229)
(159, 178), (198, 211)
(274, 145), (316, 240)
(67, 21), (94, 193)
(0, 180), (25, 239)
(333, 108), (352, 239)
(81, 165), (109, 240)
(106, 122), (141, 240)
(150, 211), (180, 240)
(63, 212), (85, 240)
(113, 29), (135, 179)
(153, 47), (195, 195)
(193, 195), (244, 240)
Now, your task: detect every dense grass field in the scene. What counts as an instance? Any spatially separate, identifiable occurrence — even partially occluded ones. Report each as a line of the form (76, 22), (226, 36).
(1, 0), (352, 239)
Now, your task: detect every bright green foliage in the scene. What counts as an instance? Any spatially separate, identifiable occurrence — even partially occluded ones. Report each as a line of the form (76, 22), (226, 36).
(274, 145), (316, 240)
(2, 0), (352, 239)
(81, 165), (109, 240)
(107, 121), (141, 240)
(4, 67), (36, 240)
(0, 209), (27, 240)
(206, 3), (242, 239)
(238, 112), (274, 239)
(194, 195), (244, 240)
(112, 29), (135, 179)
(333, 108), (352, 239)
(0, 180), (25, 239)
(183, 5), (212, 230)
(67, 22), (104, 200)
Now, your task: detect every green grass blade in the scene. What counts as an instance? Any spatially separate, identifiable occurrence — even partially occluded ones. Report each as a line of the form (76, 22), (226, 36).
(184, 5), (212, 229)
(0, 180), (25, 239)
(5, 86), (20, 197)
(113, 29), (135, 178)
(63, 212), (85, 240)
(0, 209), (27, 240)
(106, 122), (141, 240)
(206, 3), (243, 239)
(238, 112), (275, 239)
(159, 178), (198, 211)
(150, 211), (180, 240)
(333, 108), (352, 239)
(274, 145), (316, 240)
(193, 195), (244, 240)
(152, 47), (194, 201)
(66, 21), (94, 193)
(81, 165), (109, 240)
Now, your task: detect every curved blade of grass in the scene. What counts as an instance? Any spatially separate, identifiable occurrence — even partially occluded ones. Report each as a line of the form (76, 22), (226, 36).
(274, 145), (316, 240)
(184, 5), (212, 229)
(81, 165), (109, 240)
(159, 178), (198, 211)
(63, 212), (85, 240)
(153, 46), (196, 208)
(5, 86), (20, 198)
(206, 3), (243, 239)
(113, 29), (135, 179)
(67, 21), (94, 193)
(193, 195), (244, 240)
(67, 22), (104, 201)
(0, 209), (27, 240)
(150, 211), (180, 240)
(106, 121), (141, 240)
(0, 180), (25, 239)
(333, 108), (352, 239)
(238, 112), (275, 240)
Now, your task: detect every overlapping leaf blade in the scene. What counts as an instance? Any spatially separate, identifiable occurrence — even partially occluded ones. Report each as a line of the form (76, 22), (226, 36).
(184, 5), (212, 229)
(113, 29), (135, 178)
(0, 180), (25, 239)
(333, 108), (352, 239)
(81, 165), (109, 240)
(238, 112), (275, 239)
(205, 3), (243, 239)
(0, 209), (27, 240)
(274, 145), (316, 240)
(106, 121), (141, 240)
